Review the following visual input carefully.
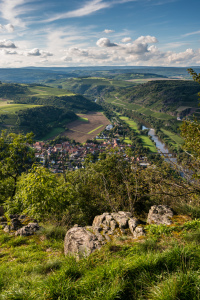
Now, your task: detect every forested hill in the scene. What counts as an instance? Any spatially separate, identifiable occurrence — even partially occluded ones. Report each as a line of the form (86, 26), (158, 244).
(0, 83), (100, 139)
(113, 80), (200, 114)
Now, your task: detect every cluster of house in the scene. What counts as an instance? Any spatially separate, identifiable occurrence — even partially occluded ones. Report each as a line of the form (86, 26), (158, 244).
(33, 138), (149, 173)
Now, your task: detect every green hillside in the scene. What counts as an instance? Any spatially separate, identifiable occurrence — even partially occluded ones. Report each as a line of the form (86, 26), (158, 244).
(0, 83), (100, 139)
(107, 80), (200, 117)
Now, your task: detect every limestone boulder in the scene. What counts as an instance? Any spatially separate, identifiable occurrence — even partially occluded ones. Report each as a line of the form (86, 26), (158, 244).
(147, 205), (174, 225)
(64, 225), (105, 259)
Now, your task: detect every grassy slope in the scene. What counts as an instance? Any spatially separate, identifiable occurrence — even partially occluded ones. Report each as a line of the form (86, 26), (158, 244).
(0, 218), (200, 299)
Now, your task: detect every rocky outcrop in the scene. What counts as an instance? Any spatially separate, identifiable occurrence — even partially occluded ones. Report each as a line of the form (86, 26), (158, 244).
(15, 223), (40, 236)
(64, 225), (105, 259)
(147, 205), (174, 225)
(92, 211), (142, 237)
(1, 214), (40, 236)
(64, 212), (145, 258)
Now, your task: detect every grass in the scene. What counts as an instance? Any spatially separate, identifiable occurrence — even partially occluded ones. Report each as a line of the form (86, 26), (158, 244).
(41, 127), (66, 141)
(28, 86), (74, 98)
(0, 104), (41, 114)
(78, 116), (89, 122)
(161, 129), (184, 145)
(0, 219), (200, 299)
(87, 125), (104, 134)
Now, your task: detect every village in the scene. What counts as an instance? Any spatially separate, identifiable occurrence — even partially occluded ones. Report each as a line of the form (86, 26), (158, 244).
(33, 135), (149, 173)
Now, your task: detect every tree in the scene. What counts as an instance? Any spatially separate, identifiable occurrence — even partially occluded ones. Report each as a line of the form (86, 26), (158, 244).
(181, 69), (200, 160)
(0, 131), (35, 201)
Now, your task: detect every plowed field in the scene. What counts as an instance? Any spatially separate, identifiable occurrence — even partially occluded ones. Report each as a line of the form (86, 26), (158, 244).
(62, 112), (109, 143)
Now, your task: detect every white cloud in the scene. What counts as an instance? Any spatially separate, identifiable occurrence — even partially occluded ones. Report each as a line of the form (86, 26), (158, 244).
(104, 29), (115, 34)
(27, 48), (53, 57)
(0, 24), (15, 32)
(0, 40), (17, 48)
(4, 24), (15, 32)
(44, 0), (111, 22)
(135, 35), (158, 44)
(96, 37), (118, 47)
(0, 49), (17, 55)
(182, 30), (200, 37)
(0, 0), (26, 27)
(121, 37), (132, 43)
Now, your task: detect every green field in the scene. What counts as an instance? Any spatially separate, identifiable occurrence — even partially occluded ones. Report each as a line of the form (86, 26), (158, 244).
(42, 127), (66, 141)
(78, 116), (89, 122)
(161, 129), (184, 145)
(28, 86), (74, 97)
(0, 104), (41, 114)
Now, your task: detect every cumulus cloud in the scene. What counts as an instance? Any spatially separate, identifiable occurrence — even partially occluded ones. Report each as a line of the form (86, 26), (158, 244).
(0, 49), (17, 55)
(0, 40), (17, 48)
(96, 38), (118, 47)
(104, 29), (115, 34)
(27, 48), (53, 57)
(121, 37), (132, 43)
(135, 35), (158, 44)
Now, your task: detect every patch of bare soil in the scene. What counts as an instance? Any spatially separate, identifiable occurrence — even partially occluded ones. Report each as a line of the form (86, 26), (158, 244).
(62, 112), (109, 143)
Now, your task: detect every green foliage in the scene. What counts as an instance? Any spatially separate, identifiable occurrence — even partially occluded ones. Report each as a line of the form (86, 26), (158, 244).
(0, 131), (35, 202)
(11, 166), (71, 221)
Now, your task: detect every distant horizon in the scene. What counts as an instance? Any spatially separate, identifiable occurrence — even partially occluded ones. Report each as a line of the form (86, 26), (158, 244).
(0, 65), (200, 70)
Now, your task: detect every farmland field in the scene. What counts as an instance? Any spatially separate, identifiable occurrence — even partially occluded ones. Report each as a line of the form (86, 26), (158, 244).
(0, 103), (41, 114)
(62, 112), (109, 143)
(28, 85), (74, 97)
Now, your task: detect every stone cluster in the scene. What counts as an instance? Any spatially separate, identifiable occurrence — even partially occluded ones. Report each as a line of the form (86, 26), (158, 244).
(64, 205), (174, 259)
(0, 214), (40, 236)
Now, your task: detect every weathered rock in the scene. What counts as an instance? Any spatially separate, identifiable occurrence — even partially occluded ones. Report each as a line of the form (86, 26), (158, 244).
(64, 226), (105, 259)
(15, 223), (40, 236)
(147, 205), (174, 225)
(111, 211), (132, 229)
(133, 226), (146, 238)
(11, 218), (22, 230)
(128, 218), (141, 235)
(3, 225), (11, 233)
(92, 211), (142, 238)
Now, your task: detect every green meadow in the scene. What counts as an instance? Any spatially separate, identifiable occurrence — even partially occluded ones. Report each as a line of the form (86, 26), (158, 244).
(0, 219), (200, 299)
(28, 85), (75, 97)
(0, 103), (41, 114)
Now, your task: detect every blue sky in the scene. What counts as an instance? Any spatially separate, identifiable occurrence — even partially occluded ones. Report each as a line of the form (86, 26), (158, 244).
(0, 0), (200, 67)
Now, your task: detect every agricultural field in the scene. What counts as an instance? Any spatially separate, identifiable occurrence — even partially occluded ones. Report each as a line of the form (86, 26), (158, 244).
(0, 103), (41, 114)
(62, 112), (109, 143)
(161, 129), (184, 146)
(27, 85), (74, 98)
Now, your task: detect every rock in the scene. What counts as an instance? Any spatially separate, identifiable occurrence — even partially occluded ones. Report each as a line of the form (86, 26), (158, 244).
(128, 218), (141, 235)
(15, 223), (40, 236)
(133, 226), (146, 238)
(3, 225), (11, 233)
(11, 218), (22, 230)
(64, 226), (105, 259)
(111, 211), (132, 229)
(147, 205), (174, 225)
